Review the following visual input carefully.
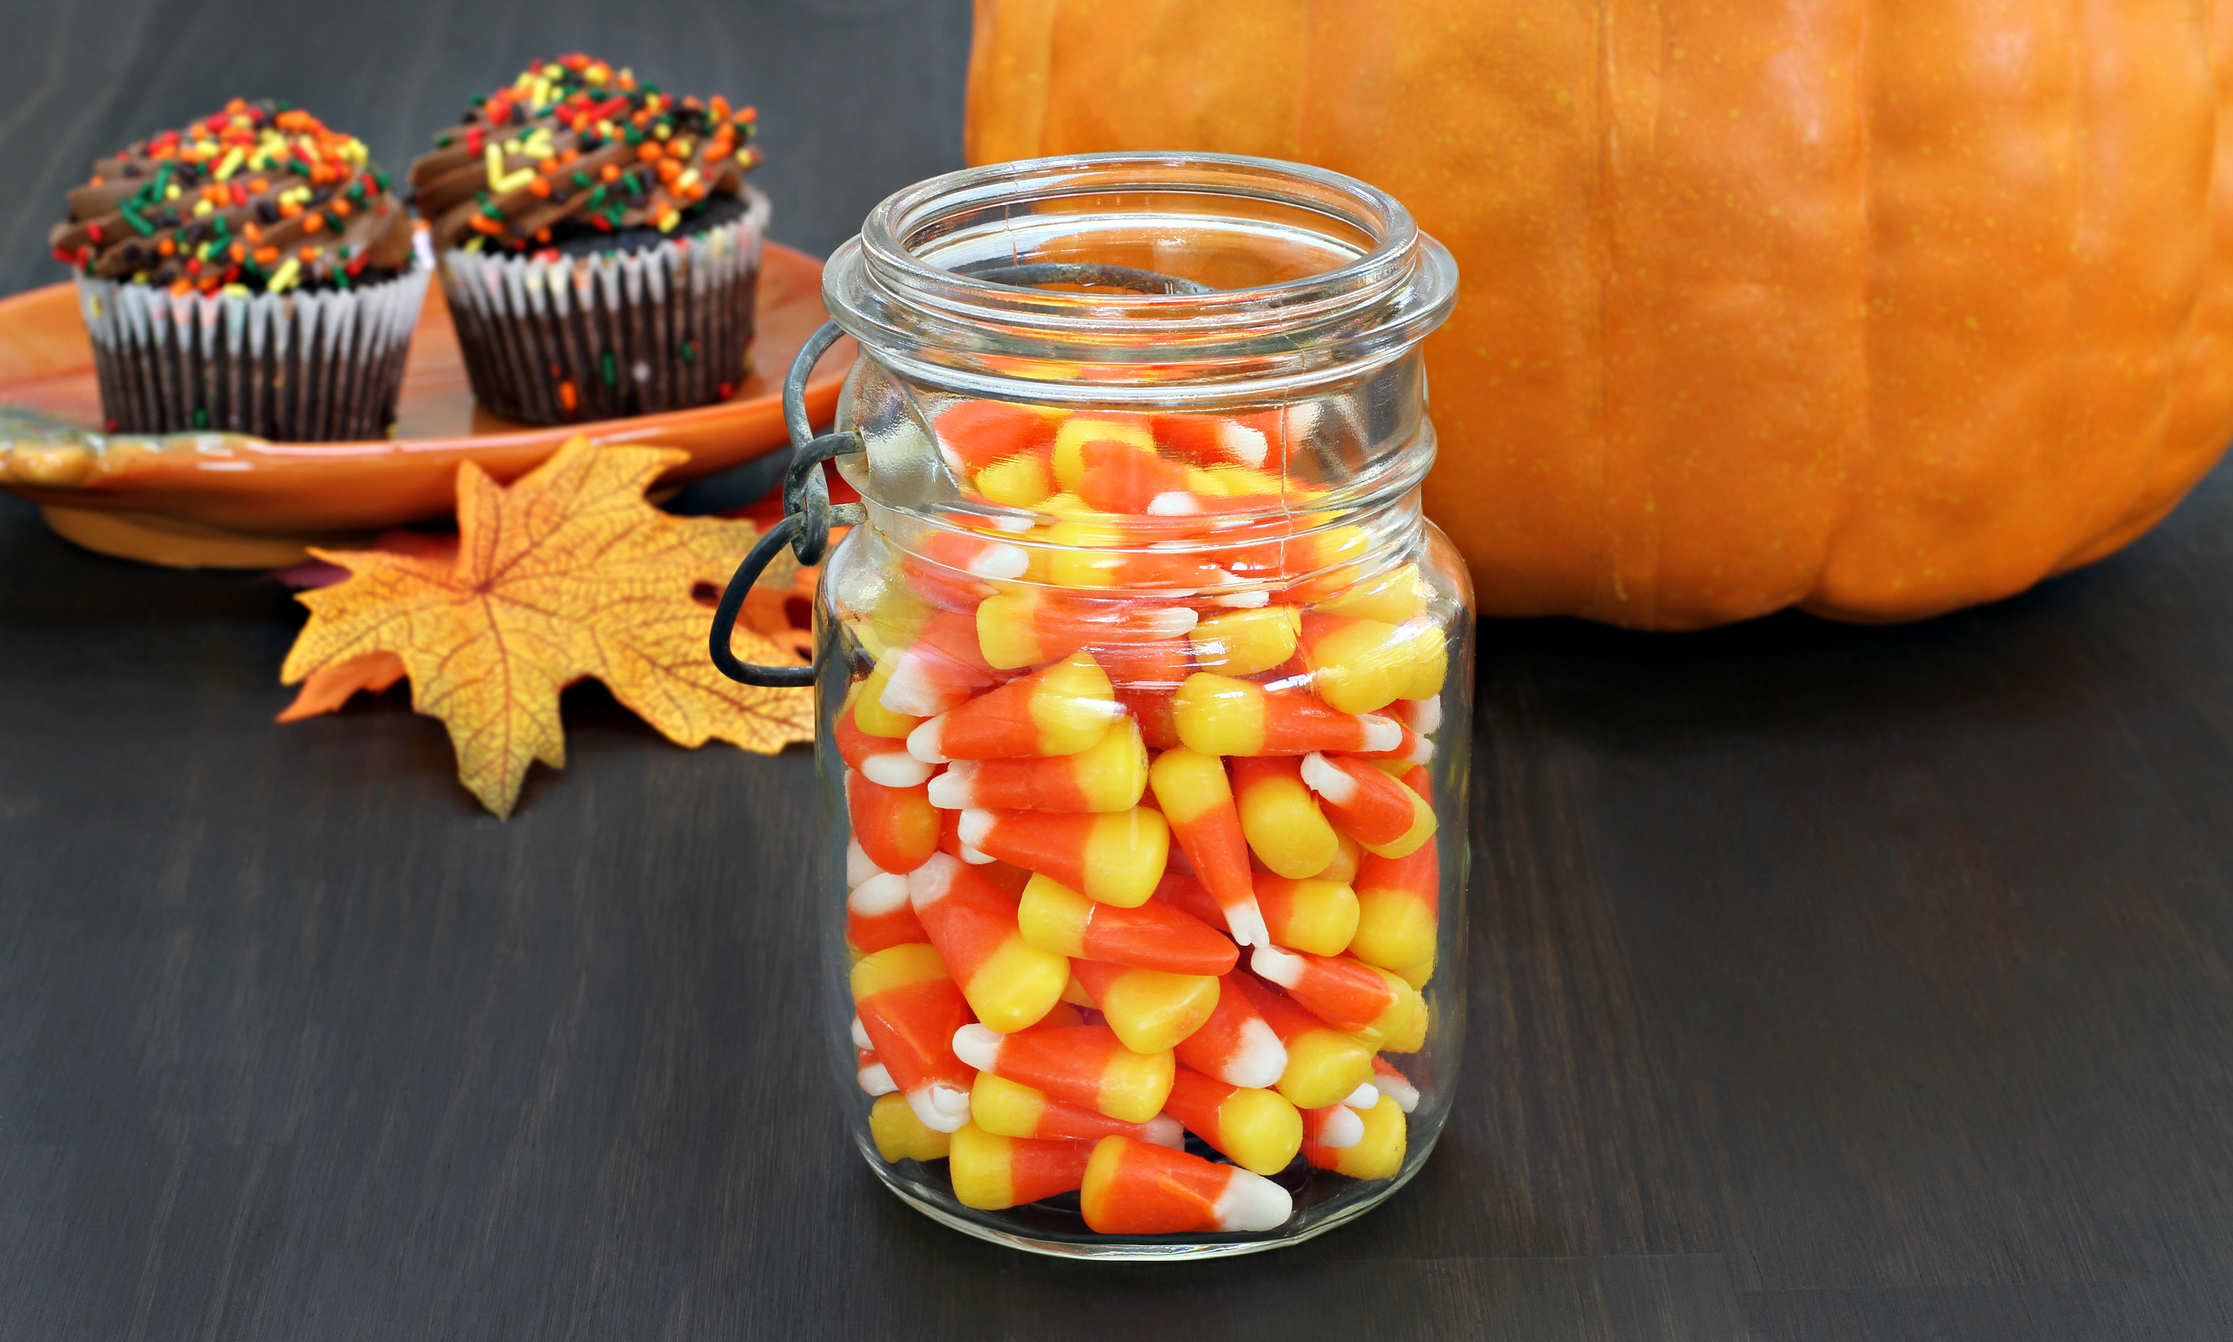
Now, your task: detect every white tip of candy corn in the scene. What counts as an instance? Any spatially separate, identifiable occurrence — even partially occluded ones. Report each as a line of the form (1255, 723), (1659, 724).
(1142, 1115), (1186, 1149)
(955, 810), (995, 854)
(911, 1083), (973, 1133)
(851, 1015), (874, 1050)
(1144, 606), (1201, 638)
(859, 1062), (896, 1096)
(849, 873), (913, 918)
(1374, 1063), (1422, 1113)
(1219, 421), (1270, 470)
(1405, 735), (1437, 766)
(862, 751), (933, 789)
(1224, 898), (1271, 952)
(984, 511), (1038, 533)
(846, 838), (888, 889)
(959, 842), (995, 865)
(967, 544), (1029, 580)
(1403, 695), (1444, 735)
(1341, 1082), (1380, 1110)
(1213, 1168), (1293, 1231)
(1146, 492), (1201, 516)
(1315, 1104), (1366, 1149)
(952, 1024), (1003, 1070)
(1214, 588), (1271, 609)
(1358, 716), (1404, 753)
(925, 762), (975, 809)
(905, 716), (951, 764)
(1251, 945), (1305, 989)
(907, 854), (963, 911)
(1299, 752), (1358, 805)
(1223, 1015), (1289, 1090)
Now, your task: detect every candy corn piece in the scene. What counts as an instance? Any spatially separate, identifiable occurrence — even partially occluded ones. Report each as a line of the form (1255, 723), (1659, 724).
(951, 1023), (1174, 1124)
(1312, 562), (1429, 625)
(1340, 1080), (1382, 1109)
(975, 589), (1199, 670)
(1171, 973), (1288, 1090)
(1389, 694), (1443, 736)
(1371, 1056), (1422, 1114)
(947, 1124), (1099, 1210)
(1250, 875), (1361, 956)
(871, 1092), (954, 1163)
(967, 1072), (1184, 1148)
(1233, 973), (1374, 1108)
(904, 529), (1031, 598)
(1073, 437), (1194, 514)
(1175, 674), (1403, 756)
(1231, 756), (1339, 879)
(909, 854), (1070, 1033)
(935, 397), (1065, 476)
(1295, 613), (1445, 715)
(1349, 720), (1436, 768)
(1051, 414), (1156, 493)
(1300, 1102), (1365, 1149)
(1147, 747), (1268, 946)
(837, 696), (934, 787)
(1017, 874), (1237, 975)
(1347, 763), (1439, 980)
(1079, 1136), (1292, 1234)
(1160, 1067), (1303, 1175)
(1149, 412), (1272, 470)
(1300, 752), (1437, 858)
(852, 944), (976, 1132)
(858, 1047), (896, 1097)
(927, 716), (1147, 813)
(1188, 606), (1301, 677)
(851, 652), (925, 739)
(1250, 946), (1422, 1050)
(846, 871), (928, 956)
(1304, 1093), (1406, 1179)
(956, 807), (1170, 908)
(846, 837), (889, 888)
(847, 770), (941, 875)
(907, 651), (1124, 762)
(1067, 958), (1221, 1054)
(879, 610), (1000, 718)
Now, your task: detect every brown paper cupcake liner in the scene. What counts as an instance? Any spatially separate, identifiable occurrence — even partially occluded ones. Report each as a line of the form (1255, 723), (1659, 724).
(75, 256), (431, 442)
(437, 186), (768, 426)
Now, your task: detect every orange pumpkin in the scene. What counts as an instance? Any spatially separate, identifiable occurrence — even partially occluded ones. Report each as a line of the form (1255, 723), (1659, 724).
(967, 0), (2233, 628)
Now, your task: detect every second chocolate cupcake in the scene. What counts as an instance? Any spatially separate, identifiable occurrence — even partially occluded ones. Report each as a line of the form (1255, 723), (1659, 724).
(409, 55), (768, 425)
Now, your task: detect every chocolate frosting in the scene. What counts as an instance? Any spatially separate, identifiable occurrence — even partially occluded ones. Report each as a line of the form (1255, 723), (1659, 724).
(407, 55), (758, 255)
(51, 99), (413, 295)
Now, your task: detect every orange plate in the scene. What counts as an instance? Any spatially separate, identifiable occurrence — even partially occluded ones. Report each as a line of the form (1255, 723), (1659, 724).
(0, 241), (852, 566)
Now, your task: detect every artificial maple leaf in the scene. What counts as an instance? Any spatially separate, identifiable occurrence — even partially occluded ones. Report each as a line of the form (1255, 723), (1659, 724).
(280, 436), (815, 817)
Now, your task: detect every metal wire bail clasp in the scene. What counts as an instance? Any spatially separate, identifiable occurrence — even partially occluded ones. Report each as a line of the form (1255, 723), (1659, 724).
(708, 321), (862, 688)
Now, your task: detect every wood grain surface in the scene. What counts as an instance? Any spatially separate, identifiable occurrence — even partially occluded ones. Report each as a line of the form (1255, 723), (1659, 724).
(3, 4), (2231, 1338)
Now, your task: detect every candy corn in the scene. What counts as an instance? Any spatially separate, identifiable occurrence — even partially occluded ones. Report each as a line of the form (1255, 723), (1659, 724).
(948, 1124), (1099, 1210)
(880, 610), (1000, 718)
(928, 716), (1147, 813)
(1174, 674), (1402, 757)
(852, 944), (976, 1132)
(1067, 958), (1221, 1054)
(1299, 752), (1437, 858)
(1233, 973), (1374, 1109)
(1050, 414), (1156, 493)
(837, 697), (934, 787)
(956, 807), (1171, 908)
(1231, 756), (1339, 879)
(1188, 606), (1301, 677)
(1304, 1094), (1406, 1179)
(871, 1092), (954, 1163)
(852, 651), (925, 738)
(1250, 875), (1362, 956)
(935, 398), (1065, 476)
(1170, 973), (1288, 1090)
(1149, 411), (1271, 470)
(1147, 748), (1268, 946)
(975, 589), (1199, 670)
(847, 770), (941, 875)
(951, 1023), (1174, 1124)
(967, 1072), (1184, 1148)
(907, 651), (1123, 762)
(910, 853), (1070, 1032)
(1311, 562), (1429, 624)
(1079, 1136), (1292, 1234)
(1074, 437), (1194, 514)
(1016, 874), (1237, 975)
(858, 1047), (896, 1096)
(846, 871), (928, 955)
(1300, 1102), (1365, 1150)
(1160, 1067), (1303, 1175)
(1371, 1056), (1422, 1114)
(1295, 613), (1445, 715)
(1250, 946), (1422, 1050)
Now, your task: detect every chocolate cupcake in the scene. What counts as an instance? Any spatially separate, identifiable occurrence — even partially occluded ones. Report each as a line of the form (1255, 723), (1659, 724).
(51, 99), (430, 441)
(408, 55), (768, 425)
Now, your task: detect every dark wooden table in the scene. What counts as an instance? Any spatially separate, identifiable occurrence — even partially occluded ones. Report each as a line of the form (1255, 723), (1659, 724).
(5, 5), (2232, 1339)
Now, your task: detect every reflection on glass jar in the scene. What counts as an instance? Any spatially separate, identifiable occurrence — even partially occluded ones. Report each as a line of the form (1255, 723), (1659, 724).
(813, 152), (1467, 1259)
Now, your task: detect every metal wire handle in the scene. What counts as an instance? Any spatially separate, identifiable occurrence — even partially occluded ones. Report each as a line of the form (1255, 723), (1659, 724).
(708, 261), (1211, 687)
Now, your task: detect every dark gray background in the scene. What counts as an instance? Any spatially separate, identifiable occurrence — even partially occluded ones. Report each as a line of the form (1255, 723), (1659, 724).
(4, 3), (2232, 1338)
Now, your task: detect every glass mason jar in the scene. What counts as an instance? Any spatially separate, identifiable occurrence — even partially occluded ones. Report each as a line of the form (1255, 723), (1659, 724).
(812, 152), (1467, 1258)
